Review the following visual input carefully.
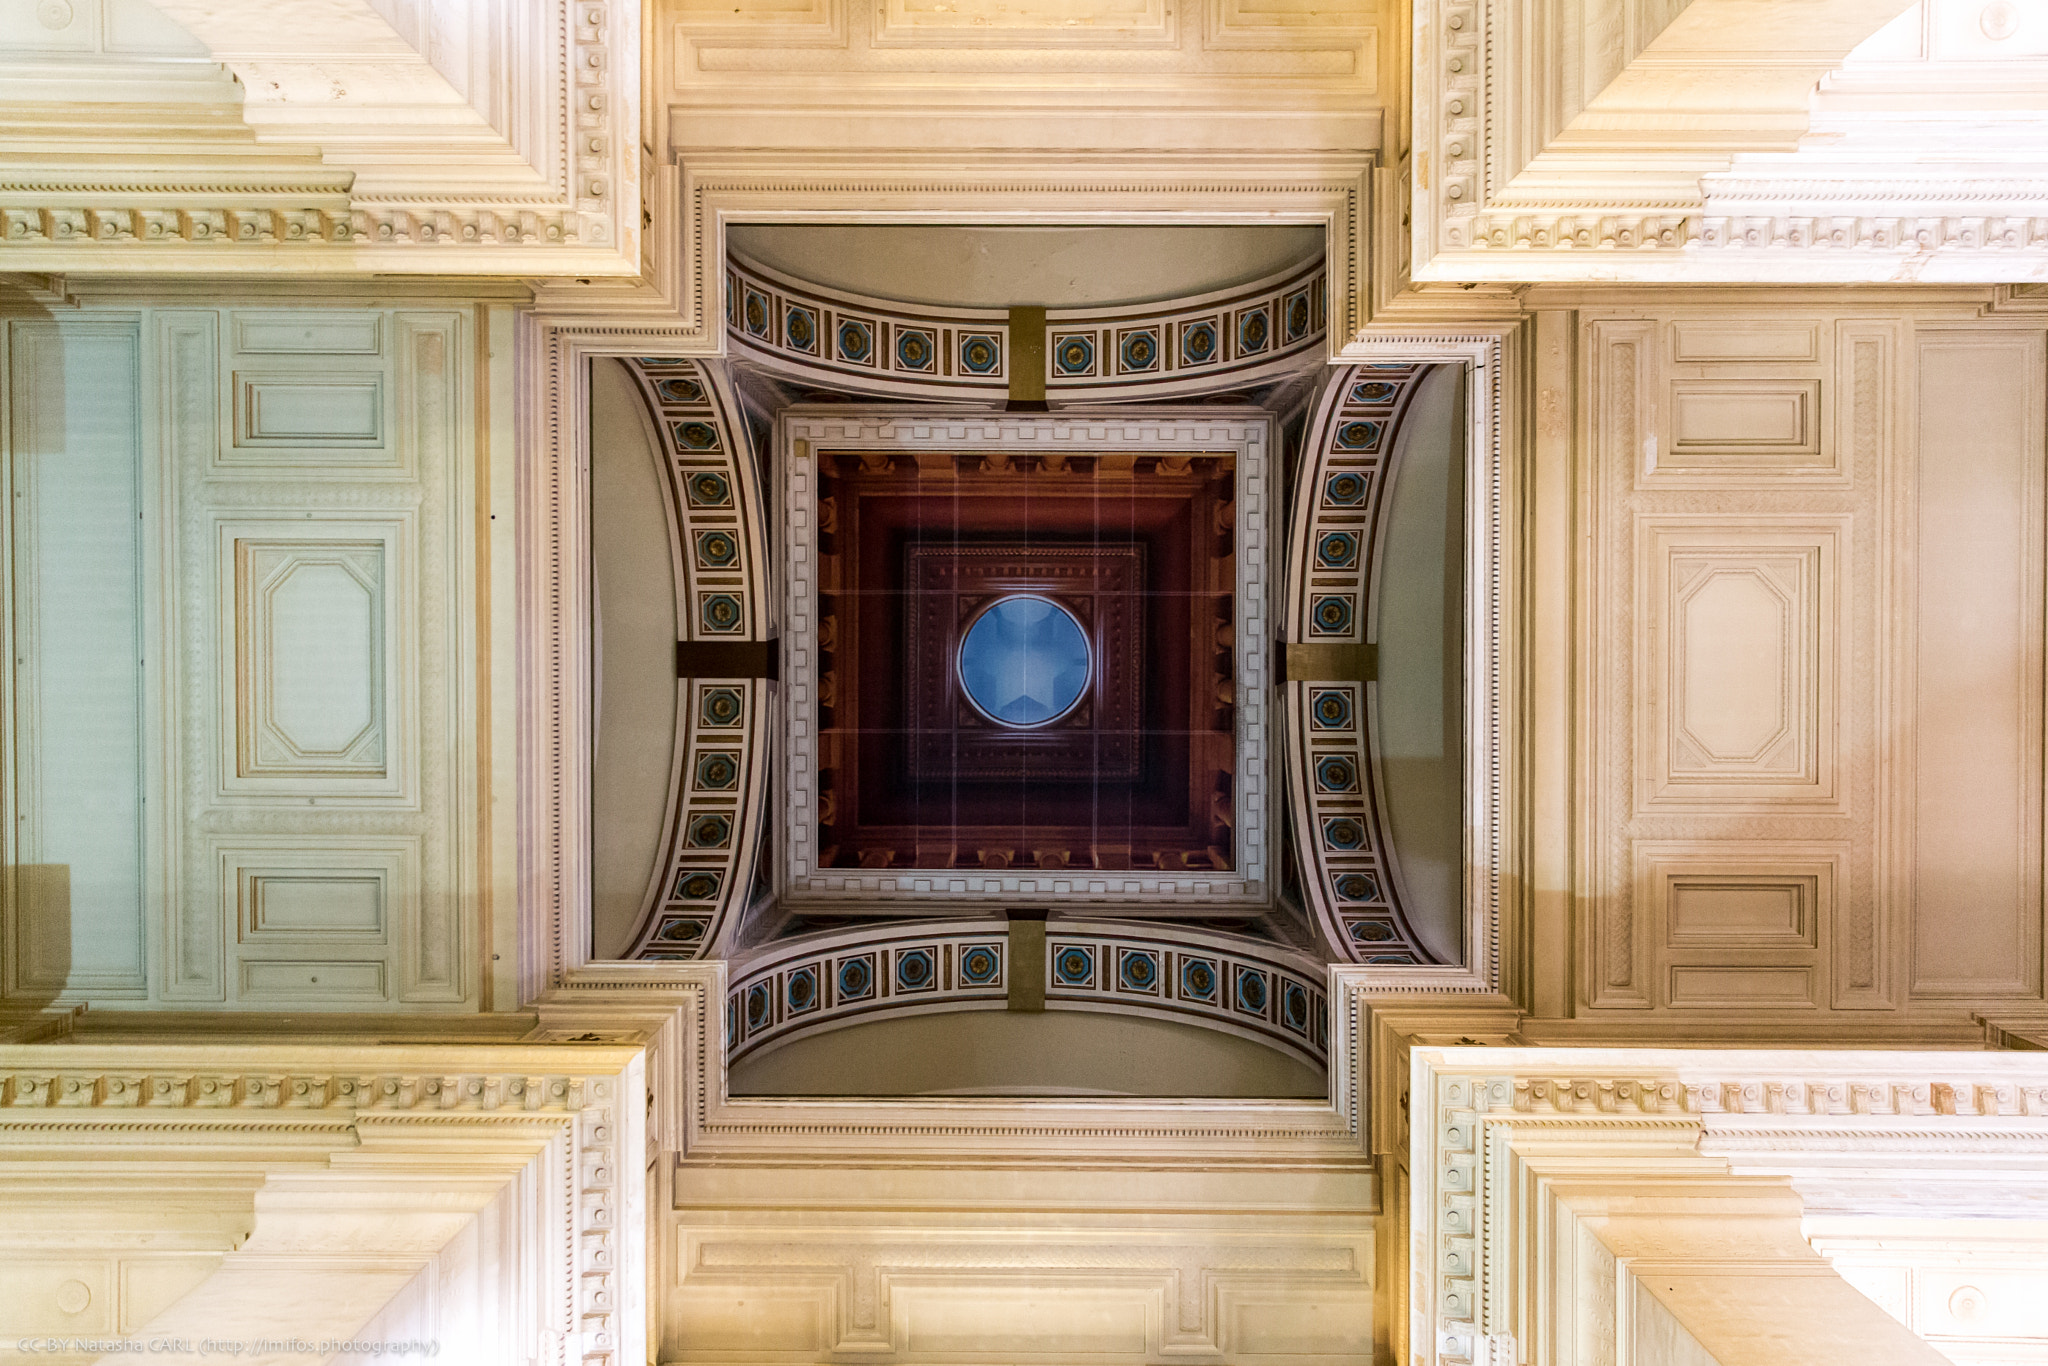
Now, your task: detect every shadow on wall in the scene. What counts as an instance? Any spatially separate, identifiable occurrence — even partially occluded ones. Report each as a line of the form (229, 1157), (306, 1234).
(728, 1009), (1327, 1098)
(3, 865), (70, 1026)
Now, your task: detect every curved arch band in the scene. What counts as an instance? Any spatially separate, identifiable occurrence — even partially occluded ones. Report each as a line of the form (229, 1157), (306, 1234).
(616, 357), (772, 965)
(727, 920), (1330, 1071)
(726, 253), (1327, 403)
(1283, 364), (1443, 967)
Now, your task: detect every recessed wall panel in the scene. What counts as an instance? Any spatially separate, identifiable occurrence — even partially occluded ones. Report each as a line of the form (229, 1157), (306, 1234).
(1910, 335), (2046, 997)
(5, 322), (147, 999)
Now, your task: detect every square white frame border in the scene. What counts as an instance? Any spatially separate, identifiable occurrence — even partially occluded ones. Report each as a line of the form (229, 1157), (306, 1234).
(776, 410), (1275, 906)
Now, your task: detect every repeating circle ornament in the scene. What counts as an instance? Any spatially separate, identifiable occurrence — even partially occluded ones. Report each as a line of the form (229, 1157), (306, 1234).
(1332, 871), (1381, 902)
(1119, 329), (1160, 372)
(956, 594), (1092, 728)
(655, 374), (706, 404)
(784, 307), (818, 353)
(744, 982), (771, 1031)
(837, 319), (874, 363)
(1315, 530), (1360, 569)
(837, 956), (876, 1000)
(1350, 379), (1400, 405)
(686, 812), (733, 848)
(656, 917), (706, 943)
(1949, 1286), (1988, 1321)
(674, 420), (721, 450)
(1055, 334), (1096, 375)
(896, 329), (936, 371)
(786, 967), (819, 1012)
(1055, 946), (1095, 986)
(55, 1280), (90, 1314)
(1180, 957), (1219, 1001)
(1335, 420), (1382, 450)
(895, 947), (936, 991)
(742, 290), (770, 337)
(1321, 816), (1367, 850)
(1234, 966), (1270, 1014)
(959, 333), (1001, 375)
(1309, 688), (1354, 730)
(1322, 471), (1369, 507)
(1348, 918), (1396, 944)
(695, 530), (739, 568)
(1314, 754), (1359, 792)
(960, 945), (1001, 985)
(1181, 320), (1219, 365)
(674, 869), (722, 900)
(1118, 949), (1160, 992)
(1281, 980), (1311, 1033)
(699, 687), (744, 727)
(695, 751), (739, 790)
(1981, 2), (2018, 40)
(1311, 594), (1356, 635)
(700, 592), (743, 633)
(1238, 309), (1271, 354)
(1285, 292), (1312, 339)
(685, 470), (732, 508)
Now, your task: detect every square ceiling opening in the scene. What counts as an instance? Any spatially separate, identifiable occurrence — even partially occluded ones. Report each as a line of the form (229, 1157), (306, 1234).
(781, 412), (1274, 907)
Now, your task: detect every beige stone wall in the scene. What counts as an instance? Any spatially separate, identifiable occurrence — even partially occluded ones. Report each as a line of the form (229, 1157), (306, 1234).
(1523, 293), (2048, 1022)
(2, 299), (518, 1012)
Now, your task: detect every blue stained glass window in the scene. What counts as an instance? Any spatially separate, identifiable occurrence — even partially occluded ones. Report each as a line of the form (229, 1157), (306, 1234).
(955, 594), (1091, 728)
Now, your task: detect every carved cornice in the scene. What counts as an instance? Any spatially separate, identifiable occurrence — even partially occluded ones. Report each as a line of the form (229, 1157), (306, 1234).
(1409, 0), (2048, 282)
(1410, 1047), (2048, 1366)
(0, 0), (635, 274)
(0, 1043), (645, 1366)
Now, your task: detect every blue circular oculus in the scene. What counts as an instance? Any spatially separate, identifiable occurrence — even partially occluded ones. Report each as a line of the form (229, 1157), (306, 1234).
(956, 594), (1092, 728)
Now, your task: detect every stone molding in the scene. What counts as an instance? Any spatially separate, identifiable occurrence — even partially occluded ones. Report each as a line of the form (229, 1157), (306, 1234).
(1409, 1045), (2048, 1366)
(1407, 0), (2048, 282)
(0, 1041), (647, 1365)
(0, 0), (636, 275)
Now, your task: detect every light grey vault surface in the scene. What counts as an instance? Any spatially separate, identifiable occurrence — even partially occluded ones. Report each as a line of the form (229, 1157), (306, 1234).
(730, 1009), (1327, 1097)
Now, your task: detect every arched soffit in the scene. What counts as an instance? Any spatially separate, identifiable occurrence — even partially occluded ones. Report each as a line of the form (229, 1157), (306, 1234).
(726, 920), (1331, 1074)
(1283, 364), (1446, 966)
(726, 253), (1327, 403)
(609, 357), (773, 963)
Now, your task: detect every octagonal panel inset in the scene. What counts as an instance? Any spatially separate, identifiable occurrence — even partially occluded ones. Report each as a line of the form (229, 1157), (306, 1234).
(227, 519), (408, 796)
(1644, 520), (1840, 810)
(1676, 566), (1792, 765)
(262, 555), (382, 760)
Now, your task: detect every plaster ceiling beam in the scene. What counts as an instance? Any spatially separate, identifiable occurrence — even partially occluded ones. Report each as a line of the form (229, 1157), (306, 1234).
(0, 1041), (647, 1360)
(145, 0), (555, 201)
(125, 1146), (558, 1359)
(1410, 1047), (2048, 1366)
(1412, 0), (2001, 281)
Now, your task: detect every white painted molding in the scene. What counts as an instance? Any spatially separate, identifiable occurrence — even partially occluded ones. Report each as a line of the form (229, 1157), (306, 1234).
(1408, 0), (2048, 282)
(1409, 1045), (2048, 1366)
(0, 0), (637, 275)
(0, 1039), (647, 1365)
